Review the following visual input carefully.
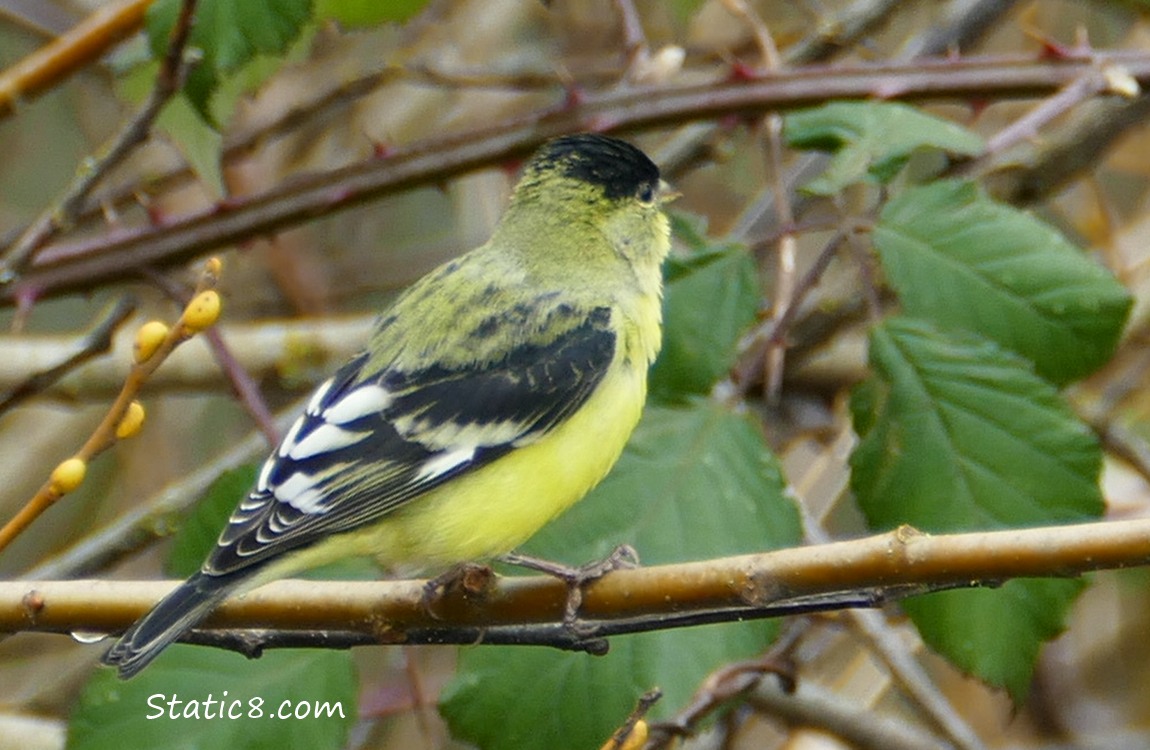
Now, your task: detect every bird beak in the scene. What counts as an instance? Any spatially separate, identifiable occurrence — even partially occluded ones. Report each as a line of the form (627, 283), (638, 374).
(657, 179), (681, 204)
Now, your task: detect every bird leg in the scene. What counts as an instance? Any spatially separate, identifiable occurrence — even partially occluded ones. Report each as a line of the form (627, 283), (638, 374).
(500, 544), (639, 630)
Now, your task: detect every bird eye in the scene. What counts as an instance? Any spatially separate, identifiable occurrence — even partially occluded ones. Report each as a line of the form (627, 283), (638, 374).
(637, 183), (656, 204)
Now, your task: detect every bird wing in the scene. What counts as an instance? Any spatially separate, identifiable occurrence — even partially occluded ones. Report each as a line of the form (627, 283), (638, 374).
(202, 306), (616, 576)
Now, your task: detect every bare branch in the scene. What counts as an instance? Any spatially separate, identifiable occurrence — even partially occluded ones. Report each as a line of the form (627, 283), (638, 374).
(0, 0), (199, 280)
(9, 52), (1150, 306)
(5, 519), (1150, 650)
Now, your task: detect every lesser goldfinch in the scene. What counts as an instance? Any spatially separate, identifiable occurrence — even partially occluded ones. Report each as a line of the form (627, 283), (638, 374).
(102, 133), (672, 679)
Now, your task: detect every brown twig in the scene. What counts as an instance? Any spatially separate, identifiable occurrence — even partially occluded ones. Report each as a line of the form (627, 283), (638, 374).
(7, 518), (1150, 646)
(7, 51), (1150, 306)
(0, 316), (372, 401)
(647, 620), (805, 747)
(718, 0), (793, 405)
(201, 327), (281, 448)
(141, 268), (280, 448)
(747, 679), (951, 750)
(600, 689), (660, 750)
(23, 395), (305, 580)
(795, 449), (988, 750)
(6, 0), (898, 248)
(611, 0), (649, 79)
(731, 230), (851, 393)
(0, 0), (153, 119)
(900, 0), (1020, 59)
(0, 295), (137, 415)
(0, 0), (198, 282)
(0, 2), (81, 39)
(784, 0), (903, 63)
(0, 257), (221, 555)
(960, 61), (1137, 181)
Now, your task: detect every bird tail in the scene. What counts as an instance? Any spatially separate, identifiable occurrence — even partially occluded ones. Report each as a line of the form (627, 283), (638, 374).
(101, 571), (240, 679)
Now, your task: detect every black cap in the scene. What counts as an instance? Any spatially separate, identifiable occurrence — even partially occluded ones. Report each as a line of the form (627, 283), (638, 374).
(533, 134), (660, 200)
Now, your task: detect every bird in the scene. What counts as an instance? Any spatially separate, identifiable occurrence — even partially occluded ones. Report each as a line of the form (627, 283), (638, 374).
(102, 133), (674, 679)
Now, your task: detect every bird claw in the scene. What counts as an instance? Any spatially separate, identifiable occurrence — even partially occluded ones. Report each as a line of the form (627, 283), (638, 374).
(501, 544), (639, 629)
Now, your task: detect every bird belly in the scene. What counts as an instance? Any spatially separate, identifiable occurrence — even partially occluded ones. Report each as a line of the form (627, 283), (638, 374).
(350, 361), (646, 571)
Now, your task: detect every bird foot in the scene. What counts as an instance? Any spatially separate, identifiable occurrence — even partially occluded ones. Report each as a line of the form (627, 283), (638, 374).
(500, 544), (639, 631)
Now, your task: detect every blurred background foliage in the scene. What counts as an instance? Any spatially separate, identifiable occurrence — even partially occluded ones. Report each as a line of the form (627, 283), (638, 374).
(3, 1), (1150, 749)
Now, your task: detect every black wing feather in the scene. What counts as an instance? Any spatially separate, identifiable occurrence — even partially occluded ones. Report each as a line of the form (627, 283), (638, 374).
(202, 307), (616, 575)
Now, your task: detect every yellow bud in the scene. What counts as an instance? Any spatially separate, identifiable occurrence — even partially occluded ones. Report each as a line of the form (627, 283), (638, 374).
(599, 721), (648, 750)
(618, 721), (647, 750)
(204, 257), (223, 278)
(182, 290), (221, 334)
(134, 321), (170, 363)
(116, 401), (146, 439)
(50, 458), (87, 495)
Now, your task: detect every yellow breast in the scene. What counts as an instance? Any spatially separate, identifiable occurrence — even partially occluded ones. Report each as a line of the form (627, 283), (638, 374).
(380, 357), (646, 567)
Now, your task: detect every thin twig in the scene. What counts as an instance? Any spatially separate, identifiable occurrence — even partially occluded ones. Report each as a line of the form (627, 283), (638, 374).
(0, 0), (198, 282)
(142, 268), (280, 449)
(0, 295), (137, 415)
(0, 0), (153, 118)
(798, 465), (987, 750)
(748, 679), (951, 750)
(0, 257), (220, 555)
(900, 0), (1020, 59)
(967, 65), (1119, 167)
(8, 51), (1150, 305)
(201, 327), (281, 448)
(611, 0), (649, 78)
(730, 230), (850, 393)
(6, 0), (899, 246)
(720, 0), (798, 405)
(647, 620), (806, 747)
(847, 223), (882, 321)
(784, 0), (903, 63)
(600, 689), (660, 750)
(24, 396), (304, 580)
(8, 518), (1150, 645)
(847, 609), (989, 750)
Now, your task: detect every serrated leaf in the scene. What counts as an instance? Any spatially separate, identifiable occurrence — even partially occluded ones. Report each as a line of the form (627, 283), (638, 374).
(850, 318), (1103, 699)
(784, 102), (984, 194)
(650, 244), (760, 402)
(316, 0), (428, 26)
(147, 0), (313, 122)
(902, 579), (1085, 702)
(167, 465), (258, 577)
(874, 179), (1131, 384)
(441, 401), (801, 750)
(69, 648), (356, 750)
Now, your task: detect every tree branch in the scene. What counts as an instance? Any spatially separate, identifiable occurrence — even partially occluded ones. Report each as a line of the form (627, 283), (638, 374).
(8, 51), (1150, 306)
(5, 519), (1150, 653)
(0, 0), (197, 281)
(0, 0), (152, 119)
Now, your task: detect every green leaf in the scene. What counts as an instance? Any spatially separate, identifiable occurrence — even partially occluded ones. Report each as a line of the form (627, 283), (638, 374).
(147, 0), (313, 122)
(873, 179), (1132, 385)
(650, 241), (760, 402)
(167, 465), (258, 577)
(69, 648), (356, 750)
(850, 318), (1104, 699)
(315, 0), (428, 26)
(784, 102), (984, 194)
(441, 401), (801, 750)
(902, 579), (1085, 702)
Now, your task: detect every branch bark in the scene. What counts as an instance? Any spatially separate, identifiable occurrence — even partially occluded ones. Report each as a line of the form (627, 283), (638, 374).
(8, 51), (1150, 306)
(4, 518), (1149, 653)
